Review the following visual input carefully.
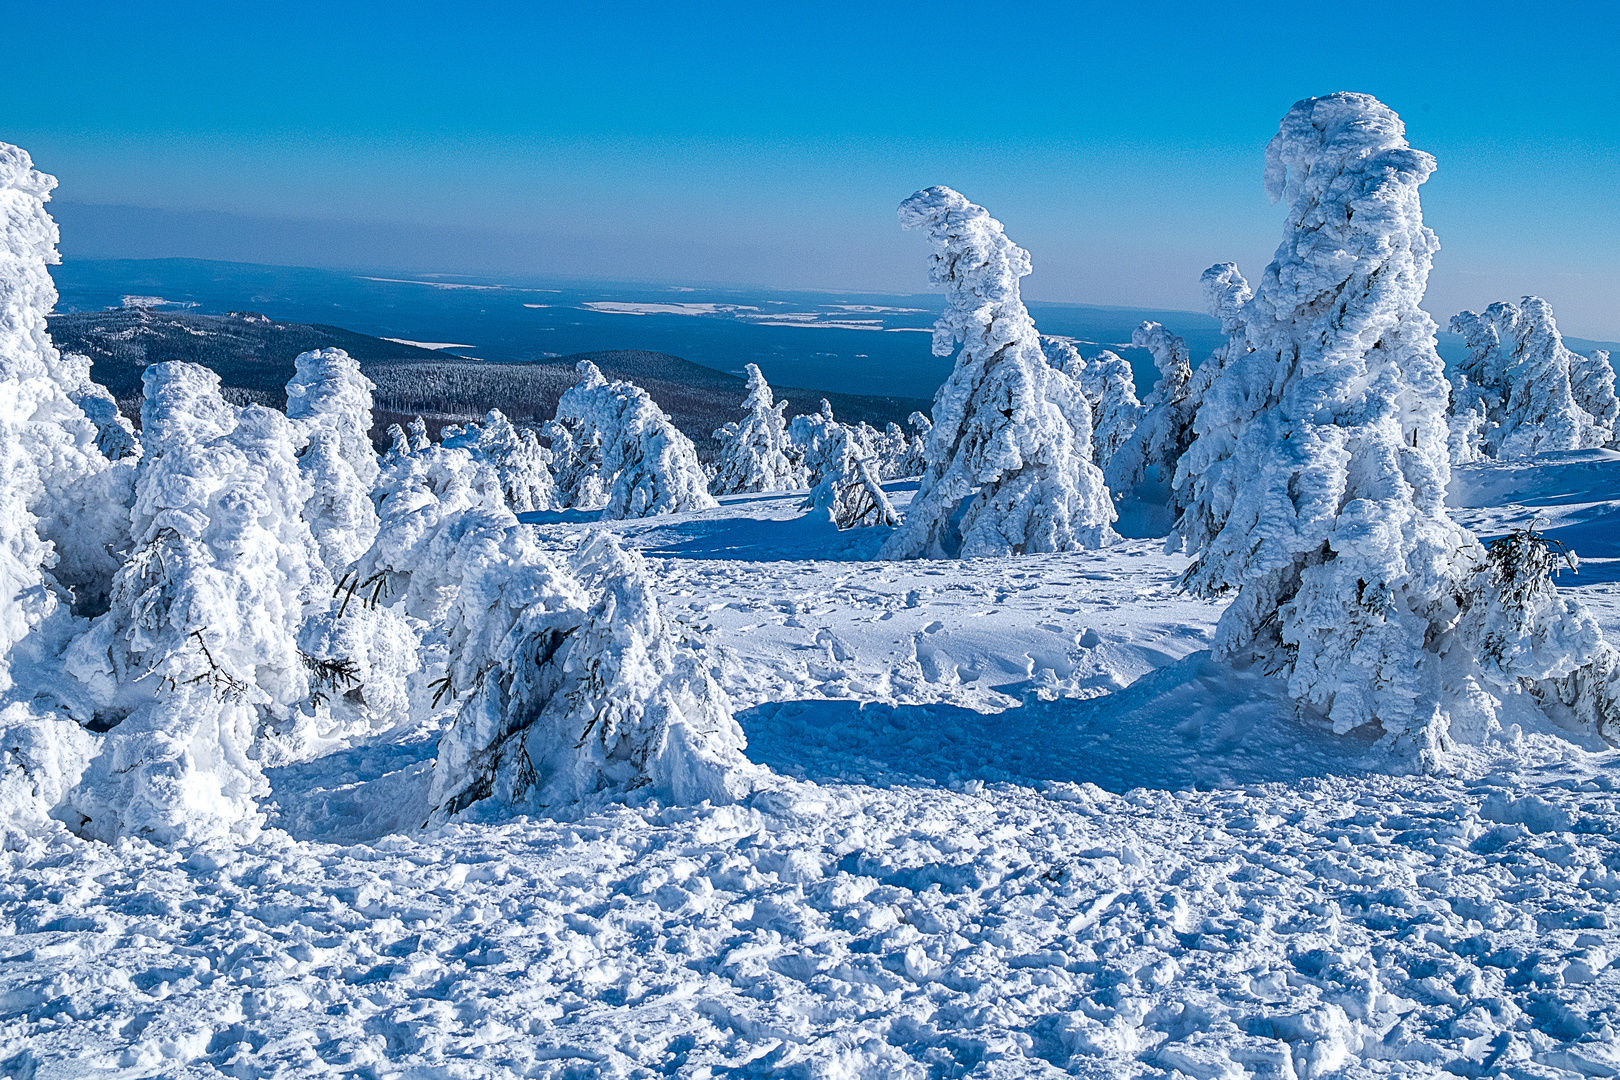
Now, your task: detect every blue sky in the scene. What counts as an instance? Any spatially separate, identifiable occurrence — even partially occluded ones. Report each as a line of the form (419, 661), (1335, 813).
(11, 0), (1620, 336)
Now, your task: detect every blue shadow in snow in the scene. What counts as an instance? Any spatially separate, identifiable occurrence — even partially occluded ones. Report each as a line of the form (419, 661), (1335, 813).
(739, 652), (1380, 793)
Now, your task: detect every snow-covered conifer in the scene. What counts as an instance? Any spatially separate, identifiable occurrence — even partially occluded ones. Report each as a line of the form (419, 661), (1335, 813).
(1451, 298), (1613, 457)
(1175, 93), (1482, 756)
(65, 363), (324, 843)
(1570, 348), (1618, 438)
(550, 360), (715, 519)
(0, 143), (131, 683)
(711, 363), (805, 493)
(1104, 322), (1196, 495)
(284, 348), (381, 574)
(57, 351), (139, 461)
(790, 410), (898, 529)
(442, 409), (558, 512)
(901, 411), (931, 477)
(428, 531), (753, 820)
(882, 187), (1114, 559)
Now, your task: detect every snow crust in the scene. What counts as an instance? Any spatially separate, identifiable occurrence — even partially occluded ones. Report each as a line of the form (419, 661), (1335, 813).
(883, 187), (1115, 559)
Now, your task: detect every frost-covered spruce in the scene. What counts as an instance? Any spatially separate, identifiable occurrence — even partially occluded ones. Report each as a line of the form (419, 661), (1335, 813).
(428, 531), (754, 820)
(711, 363), (805, 494)
(1570, 348), (1618, 439)
(882, 187), (1115, 559)
(789, 409), (899, 530)
(284, 348), (380, 574)
(546, 362), (611, 510)
(1105, 322), (1196, 495)
(1176, 93), (1483, 757)
(0, 145), (135, 683)
(1450, 298), (1613, 458)
(57, 350), (140, 462)
(442, 409), (558, 512)
(869, 422), (913, 481)
(901, 411), (932, 477)
(550, 360), (715, 519)
(64, 363), (325, 843)
(1167, 263), (1261, 539)
(1039, 338), (1144, 477)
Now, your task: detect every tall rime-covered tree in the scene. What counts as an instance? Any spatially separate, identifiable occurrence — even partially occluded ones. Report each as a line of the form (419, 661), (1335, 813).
(881, 187), (1114, 559)
(1175, 93), (1479, 757)
(284, 348), (381, 574)
(1104, 322), (1196, 496)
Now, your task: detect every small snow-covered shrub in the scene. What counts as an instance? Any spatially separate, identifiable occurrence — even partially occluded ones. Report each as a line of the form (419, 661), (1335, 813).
(428, 531), (754, 820)
(1450, 298), (1614, 459)
(790, 408), (898, 530)
(882, 187), (1115, 559)
(442, 409), (558, 512)
(712, 363), (805, 494)
(65, 363), (325, 843)
(901, 411), (931, 478)
(549, 360), (715, 520)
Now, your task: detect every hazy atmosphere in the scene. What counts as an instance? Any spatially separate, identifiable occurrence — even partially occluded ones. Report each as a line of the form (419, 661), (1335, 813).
(11, 0), (1619, 336)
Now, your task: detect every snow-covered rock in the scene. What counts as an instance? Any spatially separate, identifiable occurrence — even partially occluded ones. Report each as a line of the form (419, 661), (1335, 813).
(882, 187), (1115, 559)
(711, 363), (806, 494)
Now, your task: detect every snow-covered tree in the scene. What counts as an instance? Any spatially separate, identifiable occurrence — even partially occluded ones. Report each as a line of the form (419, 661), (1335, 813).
(882, 187), (1115, 560)
(57, 350), (139, 462)
(902, 411), (931, 477)
(1038, 338), (1144, 477)
(64, 363), (324, 844)
(442, 409), (558, 512)
(790, 409), (898, 530)
(0, 143), (132, 673)
(284, 348), (380, 574)
(867, 422), (913, 481)
(1104, 322), (1196, 495)
(711, 363), (805, 494)
(1450, 297), (1614, 458)
(1173, 92), (1484, 759)
(428, 531), (754, 820)
(546, 362), (611, 510)
(549, 360), (715, 520)
(1570, 348), (1618, 438)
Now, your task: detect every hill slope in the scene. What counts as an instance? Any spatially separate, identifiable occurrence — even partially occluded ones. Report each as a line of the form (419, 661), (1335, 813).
(46, 311), (932, 453)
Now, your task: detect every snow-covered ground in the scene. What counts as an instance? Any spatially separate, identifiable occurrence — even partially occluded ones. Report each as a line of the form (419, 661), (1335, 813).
(5, 473), (1620, 1079)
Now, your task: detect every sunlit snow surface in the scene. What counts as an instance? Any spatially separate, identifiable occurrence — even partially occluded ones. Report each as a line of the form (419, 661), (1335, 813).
(7, 469), (1620, 1079)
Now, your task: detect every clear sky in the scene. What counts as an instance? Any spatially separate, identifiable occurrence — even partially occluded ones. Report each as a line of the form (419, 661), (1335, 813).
(9, 0), (1619, 337)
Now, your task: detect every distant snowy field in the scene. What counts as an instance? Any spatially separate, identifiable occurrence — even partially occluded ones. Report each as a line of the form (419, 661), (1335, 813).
(6, 459), (1620, 1080)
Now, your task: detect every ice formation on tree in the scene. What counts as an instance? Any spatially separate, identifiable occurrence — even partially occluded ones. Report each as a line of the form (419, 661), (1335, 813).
(1170, 92), (1620, 764)
(549, 360), (715, 520)
(442, 409), (558, 512)
(57, 350), (140, 462)
(1449, 297), (1615, 459)
(1104, 322), (1196, 494)
(711, 363), (805, 494)
(64, 363), (325, 843)
(883, 187), (1115, 559)
(866, 422), (913, 481)
(284, 348), (381, 574)
(428, 531), (754, 820)
(789, 407), (898, 530)
(0, 143), (134, 682)
(902, 411), (932, 477)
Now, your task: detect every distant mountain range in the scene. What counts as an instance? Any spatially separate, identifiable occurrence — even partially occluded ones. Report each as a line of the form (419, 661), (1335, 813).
(47, 308), (932, 454)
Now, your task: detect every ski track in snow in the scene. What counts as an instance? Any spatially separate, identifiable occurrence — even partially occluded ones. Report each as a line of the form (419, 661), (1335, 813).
(7, 482), (1620, 1079)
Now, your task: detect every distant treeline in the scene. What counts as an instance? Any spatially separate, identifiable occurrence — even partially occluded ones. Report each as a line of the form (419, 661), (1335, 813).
(48, 311), (932, 457)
